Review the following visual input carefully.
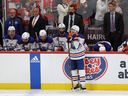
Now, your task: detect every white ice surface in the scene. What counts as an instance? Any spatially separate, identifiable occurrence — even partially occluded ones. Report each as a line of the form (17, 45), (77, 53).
(0, 90), (128, 96)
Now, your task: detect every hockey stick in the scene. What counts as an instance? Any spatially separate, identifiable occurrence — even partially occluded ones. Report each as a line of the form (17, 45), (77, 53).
(35, 32), (39, 51)
(67, 38), (74, 90)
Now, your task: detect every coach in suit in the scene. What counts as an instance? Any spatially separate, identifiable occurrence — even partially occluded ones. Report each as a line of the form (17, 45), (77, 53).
(103, 2), (124, 51)
(28, 7), (46, 40)
(63, 4), (84, 35)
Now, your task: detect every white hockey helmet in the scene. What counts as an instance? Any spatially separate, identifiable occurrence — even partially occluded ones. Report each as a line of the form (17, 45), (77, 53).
(123, 40), (128, 46)
(98, 44), (106, 52)
(58, 23), (65, 29)
(80, 0), (86, 3)
(99, 46), (106, 52)
(71, 25), (80, 33)
(8, 26), (15, 31)
(39, 29), (47, 36)
(22, 32), (30, 39)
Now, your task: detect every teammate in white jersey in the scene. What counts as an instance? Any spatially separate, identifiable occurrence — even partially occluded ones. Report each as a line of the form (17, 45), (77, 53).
(3, 26), (21, 51)
(53, 23), (68, 52)
(17, 32), (35, 51)
(38, 30), (54, 51)
(68, 25), (88, 90)
(93, 41), (113, 52)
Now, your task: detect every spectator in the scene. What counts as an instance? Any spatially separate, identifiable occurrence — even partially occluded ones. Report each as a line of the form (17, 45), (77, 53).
(63, 4), (84, 35)
(109, 0), (123, 14)
(77, 0), (91, 30)
(57, 0), (71, 24)
(103, 2), (124, 51)
(4, 8), (23, 36)
(95, 0), (107, 27)
(53, 23), (68, 52)
(3, 26), (21, 51)
(93, 41), (113, 52)
(18, 8), (31, 32)
(120, 0), (128, 41)
(37, 30), (54, 51)
(28, 7), (46, 40)
(17, 32), (35, 51)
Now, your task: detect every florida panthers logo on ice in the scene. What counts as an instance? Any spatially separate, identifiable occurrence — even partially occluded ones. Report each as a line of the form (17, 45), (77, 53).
(62, 57), (108, 80)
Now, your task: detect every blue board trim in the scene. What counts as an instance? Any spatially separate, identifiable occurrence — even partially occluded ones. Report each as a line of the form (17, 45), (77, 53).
(30, 54), (41, 89)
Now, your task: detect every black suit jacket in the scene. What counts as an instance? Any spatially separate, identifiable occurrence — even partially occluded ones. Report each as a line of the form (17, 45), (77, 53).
(0, 21), (2, 46)
(28, 15), (46, 39)
(103, 12), (124, 37)
(63, 13), (84, 35)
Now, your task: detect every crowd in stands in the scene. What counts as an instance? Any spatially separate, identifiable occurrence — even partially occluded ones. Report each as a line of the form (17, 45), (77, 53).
(0, 0), (128, 53)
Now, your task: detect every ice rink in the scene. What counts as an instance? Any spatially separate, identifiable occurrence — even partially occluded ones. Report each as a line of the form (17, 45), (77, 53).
(0, 90), (128, 96)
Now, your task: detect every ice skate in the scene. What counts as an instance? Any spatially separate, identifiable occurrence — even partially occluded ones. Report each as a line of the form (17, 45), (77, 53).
(72, 83), (80, 91)
(79, 84), (86, 91)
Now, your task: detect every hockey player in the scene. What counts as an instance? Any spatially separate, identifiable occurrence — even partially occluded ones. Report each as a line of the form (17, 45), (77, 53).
(3, 26), (21, 51)
(17, 32), (35, 51)
(68, 25), (87, 90)
(118, 39), (128, 54)
(93, 41), (113, 52)
(38, 30), (54, 51)
(53, 23), (68, 52)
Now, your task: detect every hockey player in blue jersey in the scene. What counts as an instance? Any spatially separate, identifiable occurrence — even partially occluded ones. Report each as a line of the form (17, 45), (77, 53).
(68, 25), (87, 90)
(3, 26), (21, 51)
(93, 41), (113, 52)
(38, 30), (54, 51)
(17, 32), (35, 51)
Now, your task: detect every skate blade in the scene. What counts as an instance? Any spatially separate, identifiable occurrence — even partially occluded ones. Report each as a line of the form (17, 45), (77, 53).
(79, 89), (87, 92)
(71, 88), (81, 92)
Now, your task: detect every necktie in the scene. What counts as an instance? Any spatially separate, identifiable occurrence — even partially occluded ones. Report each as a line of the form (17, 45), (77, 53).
(32, 17), (36, 27)
(111, 13), (115, 32)
(70, 16), (73, 28)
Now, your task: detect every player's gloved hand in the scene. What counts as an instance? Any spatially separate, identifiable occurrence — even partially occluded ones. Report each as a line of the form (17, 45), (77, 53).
(68, 32), (78, 42)
(55, 46), (64, 51)
(123, 46), (128, 54)
(68, 32), (74, 39)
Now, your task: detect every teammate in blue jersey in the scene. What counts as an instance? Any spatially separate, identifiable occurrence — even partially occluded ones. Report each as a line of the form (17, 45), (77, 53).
(93, 41), (113, 52)
(68, 25), (88, 90)
(3, 26), (21, 51)
(38, 30), (54, 51)
(17, 32), (35, 51)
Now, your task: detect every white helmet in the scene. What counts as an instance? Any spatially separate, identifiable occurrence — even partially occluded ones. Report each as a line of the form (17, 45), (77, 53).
(39, 30), (47, 36)
(71, 25), (80, 33)
(98, 44), (106, 52)
(58, 23), (65, 29)
(22, 32), (30, 39)
(99, 46), (106, 52)
(8, 26), (15, 31)
(126, 41), (128, 45)
(80, 0), (86, 3)
(123, 40), (128, 46)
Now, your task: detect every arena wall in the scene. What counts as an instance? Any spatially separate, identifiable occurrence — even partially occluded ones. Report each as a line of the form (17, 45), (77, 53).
(0, 52), (127, 90)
